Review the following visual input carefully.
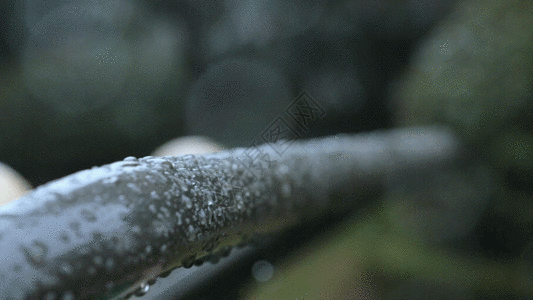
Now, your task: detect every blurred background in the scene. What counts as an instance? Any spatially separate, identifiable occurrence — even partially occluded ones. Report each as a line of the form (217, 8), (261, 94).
(0, 0), (532, 299)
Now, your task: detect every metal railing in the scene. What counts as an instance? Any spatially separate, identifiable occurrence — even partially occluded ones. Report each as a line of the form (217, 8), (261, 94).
(0, 126), (462, 299)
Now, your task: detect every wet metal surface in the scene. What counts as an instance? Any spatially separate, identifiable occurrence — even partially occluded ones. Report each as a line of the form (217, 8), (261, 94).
(0, 126), (460, 299)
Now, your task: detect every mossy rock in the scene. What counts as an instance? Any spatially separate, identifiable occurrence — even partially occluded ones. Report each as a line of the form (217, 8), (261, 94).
(393, 0), (533, 147)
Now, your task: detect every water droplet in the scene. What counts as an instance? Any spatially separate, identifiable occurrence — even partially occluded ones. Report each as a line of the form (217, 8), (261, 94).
(59, 262), (73, 276)
(93, 256), (103, 266)
(80, 209), (97, 222)
(175, 212), (182, 225)
(13, 264), (22, 272)
(105, 258), (114, 270)
(203, 239), (216, 252)
(159, 269), (173, 278)
(127, 183), (142, 194)
(131, 225), (142, 235)
(178, 180), (188, 192)
(220, 246), (232, 257)
(69, 221), (82, 238)
(21, 240), (48, 267)
(145, 245), (152, 254)
(208, 254), (221, 264)
(199, 209), (207, 225)
(252, 260), (274, 282)
(160, 244), (168, 253)
(88, 266), (97, 275)
(160, 206), (171, 218)
(150, 191), (159, 199)
(103, 176), (119, 185)
(78, 245), (91, 255)
(194, 257), (207, 266)
(208, 209), (214, 225)
(182, 195), (192, 209)
(161, 161), (174, 169)
(44, 291), (58, 300)
(206, 192), (214, 205)
(187, 225), (196, 241)
(62, 291), (75, 300)
(281, 183), (291, 198)
(148, 204), (157, 214)
(59, 233), (70, 243)
(181, 255), (196, 268)
(276, 164), (289, 176)
(134, 282), (150, 296)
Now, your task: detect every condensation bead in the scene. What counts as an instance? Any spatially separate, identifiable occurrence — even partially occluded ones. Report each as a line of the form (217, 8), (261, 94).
(21, 240), (48, 267)
(44, 291), (58, 300)
(160, 206), (171, 218)
(148, 204), (157, 214)
(134, 282), (150, 296)
(181, 195), (192, 209)
(62, 291), (74, 300)
(175, 212), (182, 225)
(80, 209), (97, 222)
(127, 183), (142, 194)
(59, 262), (73, 276)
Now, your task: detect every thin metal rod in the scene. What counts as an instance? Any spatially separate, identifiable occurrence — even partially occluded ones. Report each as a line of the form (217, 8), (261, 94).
(0, 126), (461, 300)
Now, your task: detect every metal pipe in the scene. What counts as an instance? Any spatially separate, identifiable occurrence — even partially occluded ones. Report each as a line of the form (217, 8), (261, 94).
(0, 126), (461, 300)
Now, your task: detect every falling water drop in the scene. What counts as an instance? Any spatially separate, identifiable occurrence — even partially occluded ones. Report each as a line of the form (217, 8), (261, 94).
(251, 260), (275, 282)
